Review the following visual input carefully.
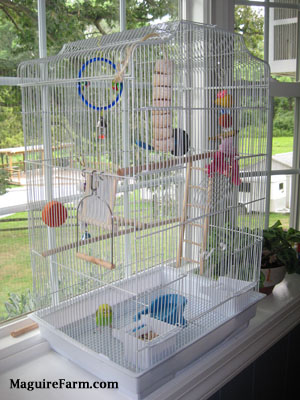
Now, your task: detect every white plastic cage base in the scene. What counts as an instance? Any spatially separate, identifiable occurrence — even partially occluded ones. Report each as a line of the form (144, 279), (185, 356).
(31, 266), (264, 399)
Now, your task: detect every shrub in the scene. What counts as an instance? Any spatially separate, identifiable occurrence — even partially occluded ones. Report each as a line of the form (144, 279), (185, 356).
(0, 168), (10, 195)
(273, 110), (294, 137)
(4, 290), (35, 318)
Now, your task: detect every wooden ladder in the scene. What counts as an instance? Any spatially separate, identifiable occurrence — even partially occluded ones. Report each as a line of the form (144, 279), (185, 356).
(176, 163), (212, 274)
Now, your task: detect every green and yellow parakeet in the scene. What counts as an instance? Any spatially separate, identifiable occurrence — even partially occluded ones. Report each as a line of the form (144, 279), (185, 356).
(96, 304), (112, 327)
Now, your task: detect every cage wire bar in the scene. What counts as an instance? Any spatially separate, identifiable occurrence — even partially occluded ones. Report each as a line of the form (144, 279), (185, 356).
(18, 21), (269, 395)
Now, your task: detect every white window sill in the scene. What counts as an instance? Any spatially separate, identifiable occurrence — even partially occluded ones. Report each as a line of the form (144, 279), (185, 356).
(1, 273), (300, 400)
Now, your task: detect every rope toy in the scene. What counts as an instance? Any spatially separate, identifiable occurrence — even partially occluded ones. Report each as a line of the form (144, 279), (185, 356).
(114, 33), (160, 83)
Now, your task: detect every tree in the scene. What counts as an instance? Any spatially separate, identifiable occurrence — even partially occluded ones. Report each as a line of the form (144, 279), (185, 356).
(0, 1), (178, 149)
(0, 0), (178, 57)
(234, 5), (264, 60)
(0, 86), (23, 149)
(273, 77), (295, 137)
(0, 168), (10, 195)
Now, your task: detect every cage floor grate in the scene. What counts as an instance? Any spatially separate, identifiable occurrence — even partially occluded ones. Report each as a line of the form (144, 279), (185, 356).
(59, 286), (232, 372)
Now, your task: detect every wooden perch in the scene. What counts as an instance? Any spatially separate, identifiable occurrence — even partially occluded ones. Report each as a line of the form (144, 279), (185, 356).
(176, 161), (192, 268)
(117, 152), (212, 177)
(199, 177), (213, 275)
(10, 322), (39, 338)
(76, 253), (115, 269)
(42, 218), (180, 258)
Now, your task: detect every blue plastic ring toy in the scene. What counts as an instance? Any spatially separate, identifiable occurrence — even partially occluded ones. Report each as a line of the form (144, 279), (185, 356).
(78, 57), (123, 111)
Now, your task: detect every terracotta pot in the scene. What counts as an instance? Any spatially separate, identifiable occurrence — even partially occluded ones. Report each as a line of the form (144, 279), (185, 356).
(259, 266), (286, 295)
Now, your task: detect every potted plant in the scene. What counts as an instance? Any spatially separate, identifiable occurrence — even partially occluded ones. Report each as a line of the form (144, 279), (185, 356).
(260, 220), (300, 294)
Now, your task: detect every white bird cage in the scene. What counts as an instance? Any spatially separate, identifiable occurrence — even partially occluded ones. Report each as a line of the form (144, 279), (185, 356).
(19, 21), (269, 399)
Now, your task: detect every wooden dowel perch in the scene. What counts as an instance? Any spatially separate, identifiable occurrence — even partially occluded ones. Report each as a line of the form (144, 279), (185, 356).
(117, 151), (212, 177)
(76, 253), (115, 270)
(176, 161), (192, 268)
(199, 177), (213, 275)
(42, 218), (180, 258)
(10, 322), (39, 338)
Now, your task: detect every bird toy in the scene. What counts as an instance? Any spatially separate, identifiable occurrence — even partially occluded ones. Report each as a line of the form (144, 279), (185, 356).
(97, 116), (107, 140)
(206, 131), (241, 186)
(112, 80), (120, 91)
(215, 90), (232, 108)
(218, 109), (232, 129)
(80, 81), (90, 90)
(81, 230), (91, 241)
(206, 90), (241, 186)
(150, 59), (190, 155)
(152, 59), (173, 152)
(42, 201), (68, 228)
(78, 57), (123, 111)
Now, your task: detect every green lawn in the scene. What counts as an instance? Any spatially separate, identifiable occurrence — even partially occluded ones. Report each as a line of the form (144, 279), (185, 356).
(0, 212), (32, 322)
(0, 210), (290, 319)
(272, 137), (293, 155)
(240, 135), (293, 156)
(269, 213), (290, 229)
(0, 139), (294, 321)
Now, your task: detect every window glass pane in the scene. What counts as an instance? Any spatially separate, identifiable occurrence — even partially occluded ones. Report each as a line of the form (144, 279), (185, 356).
(269, 174), (292, 228)
(0, 85), (28, 322)
(269, 6), (298, 80)
(0, 212), (32, 322)
(234, 3), (298, 230)
(272, 96), (294, 169)
(270, 93), (294, 226)
(0, 86), (23, 149)
(235, 5), (265, 60)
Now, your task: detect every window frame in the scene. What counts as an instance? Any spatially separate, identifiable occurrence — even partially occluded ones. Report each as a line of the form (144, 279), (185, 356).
(234, 1), (300, 229)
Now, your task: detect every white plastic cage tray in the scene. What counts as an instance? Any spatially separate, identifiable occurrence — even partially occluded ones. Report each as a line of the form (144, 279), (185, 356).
(31, 266), (264, 399)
